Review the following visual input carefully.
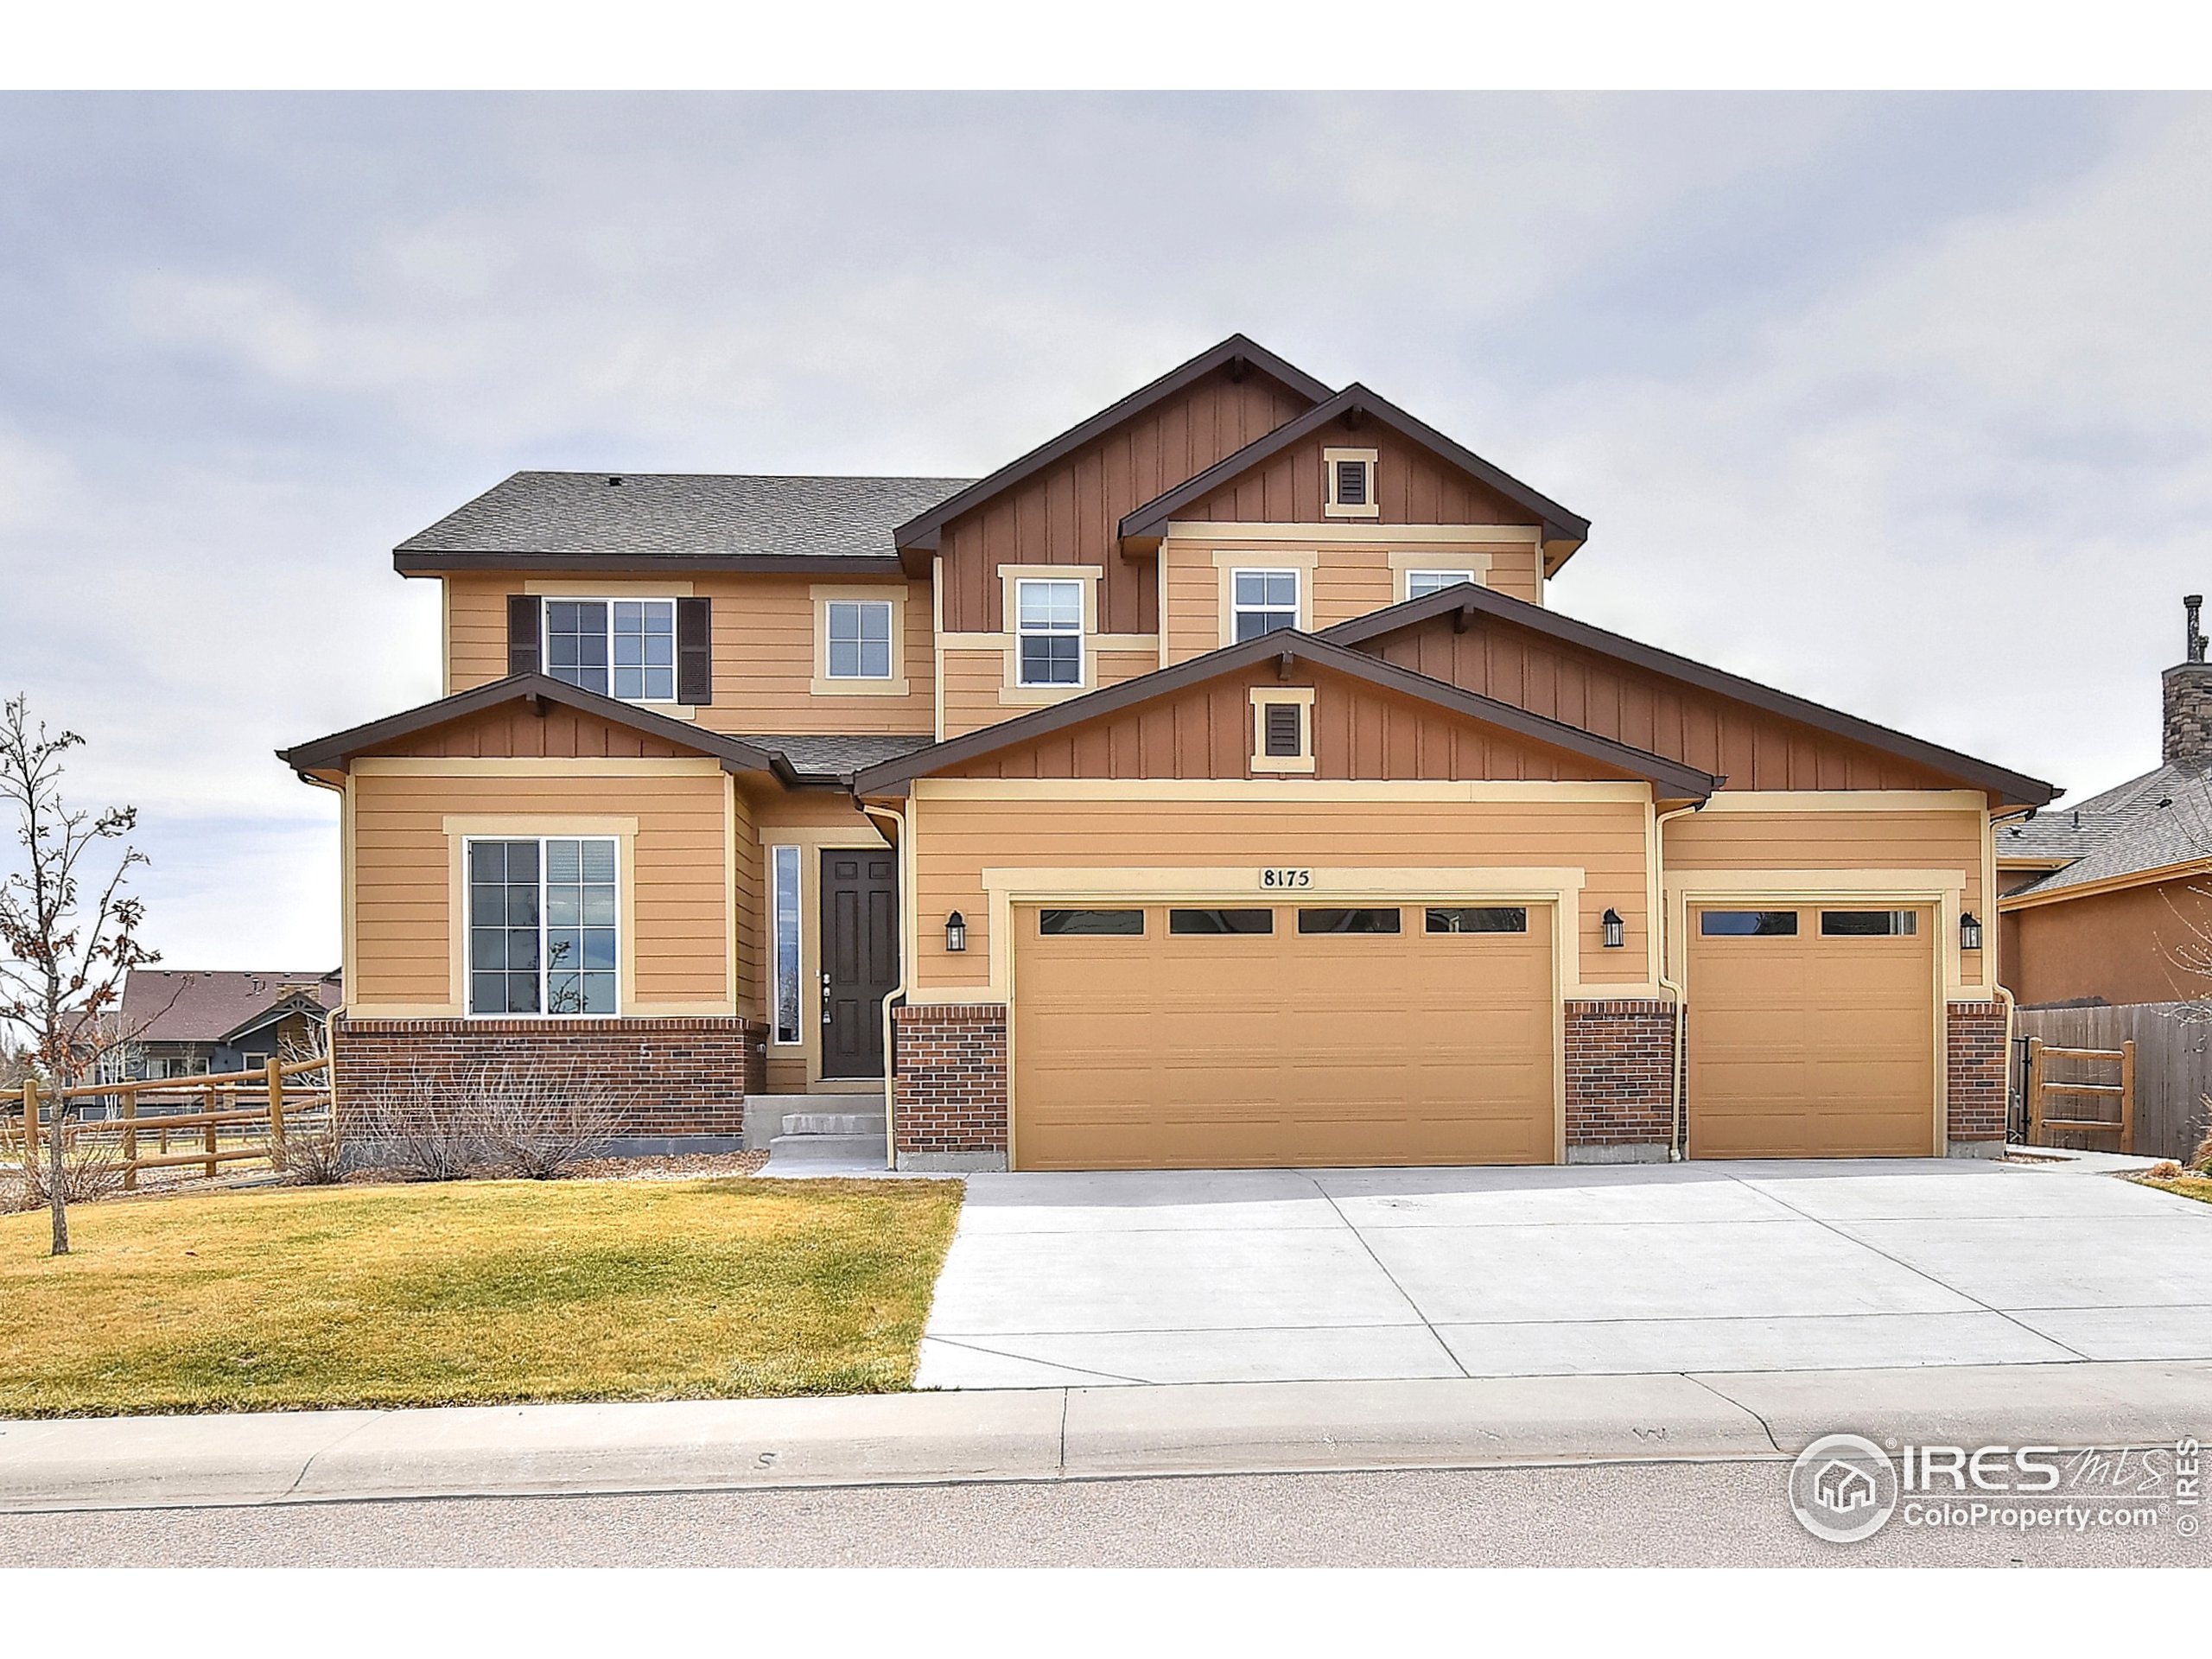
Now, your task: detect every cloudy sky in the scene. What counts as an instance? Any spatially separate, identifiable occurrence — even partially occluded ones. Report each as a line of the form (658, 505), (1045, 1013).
(2, 92), (2207, 968)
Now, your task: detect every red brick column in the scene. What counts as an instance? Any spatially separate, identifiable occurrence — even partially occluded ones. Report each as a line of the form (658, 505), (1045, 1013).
(1947, 1001), (2009, 1154)
(891, 1002), (1007, 1170)
(1563, 998), (1676, 1161)
(332, 1013), (766, 1147)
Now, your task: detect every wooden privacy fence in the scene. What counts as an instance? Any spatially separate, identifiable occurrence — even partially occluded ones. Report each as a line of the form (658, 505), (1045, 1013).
(2024, 1037), (2134, 1154)
(2013, 1001), (2212, 1161)
(1, 1056), (332, 1188)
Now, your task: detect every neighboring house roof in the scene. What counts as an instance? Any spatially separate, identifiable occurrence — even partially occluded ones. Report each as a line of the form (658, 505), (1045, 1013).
(279, 674), (797, 781)
(123, 969), (341, 1046)
(1323, 584), (2058, 808)
(1116, 383), (1591, 565)
(851, 629), (1721, 800)
(391, 473), (976, 575)
(890, 334), (1335, 565)
(2001, 762), (2212, 903)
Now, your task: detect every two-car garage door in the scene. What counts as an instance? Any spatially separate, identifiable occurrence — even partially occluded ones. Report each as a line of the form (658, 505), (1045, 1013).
(1012, 901), (1554, 1171)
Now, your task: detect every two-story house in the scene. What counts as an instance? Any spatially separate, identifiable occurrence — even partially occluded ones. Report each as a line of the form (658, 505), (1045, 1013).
(283, 335), (2054, 1171)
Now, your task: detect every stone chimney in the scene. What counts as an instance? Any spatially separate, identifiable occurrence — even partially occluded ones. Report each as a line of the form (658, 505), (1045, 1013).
(2163, 594), (2212, 765)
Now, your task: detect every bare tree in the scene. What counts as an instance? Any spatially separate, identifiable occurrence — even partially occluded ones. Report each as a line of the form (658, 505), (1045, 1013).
(0, 696), (158, 1254)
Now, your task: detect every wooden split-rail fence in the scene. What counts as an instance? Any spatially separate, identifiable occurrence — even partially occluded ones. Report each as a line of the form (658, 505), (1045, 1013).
(1, 1056), (332, 1189)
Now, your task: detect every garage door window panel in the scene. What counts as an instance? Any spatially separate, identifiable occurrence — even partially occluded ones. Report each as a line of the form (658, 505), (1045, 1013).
(1700, 910), (1800, 937)
(1821, 910), (1918, 937)
(1038, 908), (1144, 936)
(1297, 907), (1402, 934)
(1426, 906), (1529, 934)
(1169, 908), (1274, 935)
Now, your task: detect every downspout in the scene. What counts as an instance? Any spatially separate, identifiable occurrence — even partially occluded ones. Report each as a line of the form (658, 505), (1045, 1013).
(861, 800), (908, 1173)
(1655, 797), (1709, 1162)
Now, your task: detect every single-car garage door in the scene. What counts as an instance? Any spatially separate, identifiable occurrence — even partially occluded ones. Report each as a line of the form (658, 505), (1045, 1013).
(1011, 901), (1555, 1171)
(1687, 905), (1936, 1159)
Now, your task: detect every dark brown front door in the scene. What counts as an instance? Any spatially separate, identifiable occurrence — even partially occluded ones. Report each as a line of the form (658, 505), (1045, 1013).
(821, 849), (898, 1078)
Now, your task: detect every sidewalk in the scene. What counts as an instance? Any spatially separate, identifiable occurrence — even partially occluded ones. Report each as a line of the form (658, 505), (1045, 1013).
(3, 1358), (2206, 1512)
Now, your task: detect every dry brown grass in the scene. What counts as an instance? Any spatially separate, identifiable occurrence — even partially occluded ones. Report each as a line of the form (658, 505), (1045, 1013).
(0, 1176), (963, 1417)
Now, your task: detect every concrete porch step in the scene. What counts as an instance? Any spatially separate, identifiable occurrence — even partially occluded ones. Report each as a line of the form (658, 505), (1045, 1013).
(764, 1133), (885, 1166)
(782, 1111), (887, 1137)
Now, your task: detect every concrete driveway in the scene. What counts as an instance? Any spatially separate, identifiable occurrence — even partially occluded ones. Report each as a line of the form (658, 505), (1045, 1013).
(916, 1159), (2212, 1388)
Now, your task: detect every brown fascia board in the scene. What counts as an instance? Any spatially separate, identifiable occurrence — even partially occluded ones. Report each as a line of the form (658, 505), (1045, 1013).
(392, 552), (904, 576)
(1321, 585), (2059, 808)
(849, 629), (1718, 799)
(889, 334), (1337, 572)
(1116, 384), (1593, 559)
(276, 674), (797, 783)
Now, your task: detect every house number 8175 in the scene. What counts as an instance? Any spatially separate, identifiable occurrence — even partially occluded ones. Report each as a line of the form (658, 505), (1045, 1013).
(1260, 868), (1313, 889)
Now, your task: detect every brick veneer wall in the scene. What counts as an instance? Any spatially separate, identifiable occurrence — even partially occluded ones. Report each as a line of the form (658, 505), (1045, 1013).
(1947, 1001), (2008, 1145)
(1563, 998), (1676, 1151)
(332, 1014), (766, 1140)
(891, 1003), (1008, 1155)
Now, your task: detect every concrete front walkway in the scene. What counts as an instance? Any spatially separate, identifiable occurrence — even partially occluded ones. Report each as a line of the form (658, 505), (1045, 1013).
(917, 1158), (2212, 1389)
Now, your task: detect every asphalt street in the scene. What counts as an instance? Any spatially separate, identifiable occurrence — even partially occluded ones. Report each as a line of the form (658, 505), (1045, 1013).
(3, 1462), (2201, 1567)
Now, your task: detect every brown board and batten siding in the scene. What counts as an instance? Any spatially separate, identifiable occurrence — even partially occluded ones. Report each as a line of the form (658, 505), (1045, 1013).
(935, 367), (1313, 635)
(442, 573), (937, 737)
(945, 658), (1656, 786)
(1173, 426), (1540, 533)
(906, 791), (1653, 998)
(1364, 617), (1966, 792)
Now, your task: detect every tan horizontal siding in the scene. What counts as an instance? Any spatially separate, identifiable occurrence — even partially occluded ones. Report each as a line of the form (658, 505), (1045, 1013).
(1668, 808), (1985, 915)
(912, 792), (1649, 991)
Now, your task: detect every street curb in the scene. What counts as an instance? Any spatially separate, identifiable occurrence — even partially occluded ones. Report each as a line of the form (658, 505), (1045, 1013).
(1, 1360), (2206, 1512)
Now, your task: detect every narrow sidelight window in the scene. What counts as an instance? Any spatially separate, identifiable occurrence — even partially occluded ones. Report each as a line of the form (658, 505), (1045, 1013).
(1700, 910), (1799, 937)
(1426, 906), (1529, 933)
(544, 599), (677, 702)
(1820, 910), (1918, 937)
(826, 600), (894, 680)
(1016, 579), (1084, 686)
(1298, 907), (1402, 935)
(771, 845), (802, 1044)
(468, 836), (619, 1016)
(1232, 569), (1300, 641)
(1169, 908), (1274, 935)
(1039, 908), (1143, 936)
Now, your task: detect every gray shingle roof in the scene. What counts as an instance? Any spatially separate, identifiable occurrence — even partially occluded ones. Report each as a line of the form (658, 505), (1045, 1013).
(744, 733), (938, 779)
(2004, 761), (2212, 898)
(397, 472), (976, 563)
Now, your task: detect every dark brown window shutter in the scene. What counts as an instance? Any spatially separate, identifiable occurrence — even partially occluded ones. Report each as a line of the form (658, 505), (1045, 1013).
(1264, 702), (1303, 757)
(506, 594), (543, 678)
(677, 597), (713, 705)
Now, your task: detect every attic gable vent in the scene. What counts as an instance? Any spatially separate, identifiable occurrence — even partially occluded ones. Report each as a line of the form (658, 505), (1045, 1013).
(1323, 448), (1378, 518)
(1333, 459), (1367, 506)
(1265, 701), (1303, 757)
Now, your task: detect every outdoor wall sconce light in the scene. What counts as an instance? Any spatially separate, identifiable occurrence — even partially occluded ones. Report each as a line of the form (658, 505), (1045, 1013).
(1601, 908), (1625, 950)
(1960, 912), (1983, 952)
(945, 912), (968, 953)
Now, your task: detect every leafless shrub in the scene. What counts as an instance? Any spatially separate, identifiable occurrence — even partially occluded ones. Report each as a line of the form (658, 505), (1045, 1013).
(470, 1064), (622, 1179)
(342, 1063), (621, 1182)
(2192, 1123), (2212, 1173)
(283, 1118), (346, 1185)
(4, 1126), (125, 1211)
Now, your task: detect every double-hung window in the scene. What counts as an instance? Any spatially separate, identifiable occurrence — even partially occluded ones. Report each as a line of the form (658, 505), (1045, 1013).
(826, 600), (894, 680)
(545, 600), (676, 702)
(1232, 569), (1300, 641)
(1405, 569), (1478, 601)
(467, 836), (619, 1016)
(1016, 579), (1084, 687)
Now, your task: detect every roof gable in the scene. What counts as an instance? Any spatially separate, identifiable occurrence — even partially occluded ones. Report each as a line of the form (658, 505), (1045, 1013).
(1324, 584), (2056, 806)
(853, 631), (1717, 798)
(1117, 384), (1591, 566)
(278, 675), (790, 779)
(892, 334), (1334, 570)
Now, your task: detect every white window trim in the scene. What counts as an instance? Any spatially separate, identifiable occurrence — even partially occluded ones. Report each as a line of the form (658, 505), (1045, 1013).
(462, 834), (623, 1020)
(1323, 447), (1380, 519)
(1014, 576), (1087, 690)
(1249, 687), (1318, 775)
(541, 597), (683, 707)
(1230, 567), (1304, 644)
(769, 843), (804, 1046)
(823, 598), (896, 682)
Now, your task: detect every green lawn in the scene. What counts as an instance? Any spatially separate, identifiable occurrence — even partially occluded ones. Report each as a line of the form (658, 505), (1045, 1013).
(0, 1177), (963, 1417)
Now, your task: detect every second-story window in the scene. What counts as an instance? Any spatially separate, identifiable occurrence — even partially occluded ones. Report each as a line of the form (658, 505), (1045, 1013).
(1016, 578), (1084, 686)
(826, 599), (894, 680)
(545, 600), (676, 702)
(1232, 569), (1300, 641)
(1405, 569), (1478, 601)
